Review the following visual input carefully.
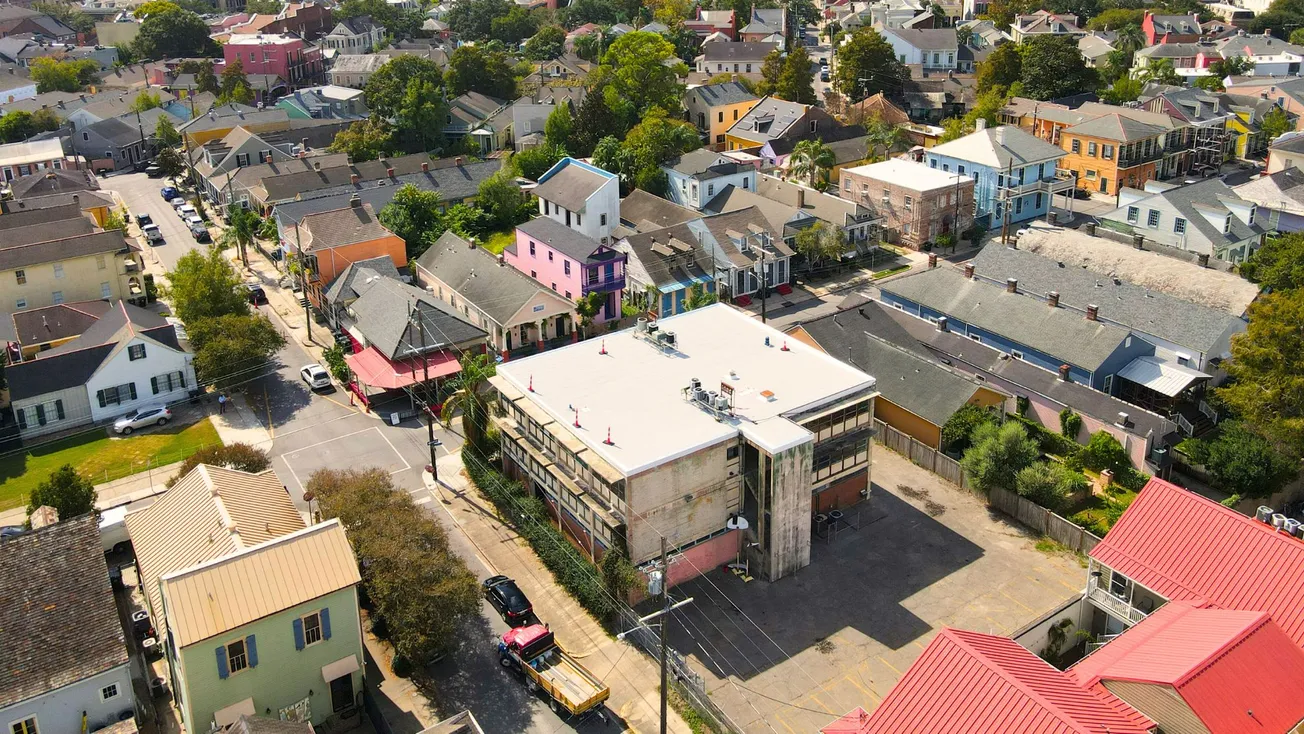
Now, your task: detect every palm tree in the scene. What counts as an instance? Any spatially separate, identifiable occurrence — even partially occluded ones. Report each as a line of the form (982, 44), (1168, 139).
(789, 138), (836, 188)
(1114, 23), (1145, 57)
(439, 351), (498, 454)
(219, 203), (259, 268)
(865, 114), (911, 162)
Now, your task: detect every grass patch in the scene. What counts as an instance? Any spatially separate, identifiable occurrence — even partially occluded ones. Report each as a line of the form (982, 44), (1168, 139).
(1065, 485), (1138, 537)
(872, 264), (912, 279)
(667, 684), (725, 734)
(1034, 536), (1089, 567)
(0, 419), (222, 512)
(481, 230), (515, 254)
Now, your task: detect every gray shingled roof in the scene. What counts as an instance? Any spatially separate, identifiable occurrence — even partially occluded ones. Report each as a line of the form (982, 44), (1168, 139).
(515, 216), (604, 262)
(0, 515), (129, 709)
(531, 160), (610, 210)
(11, 300), (114, 347)
(324, 255), (401, 306)
(414, 231), (563, 324)
(618, 189), (700, 233)
(699, 41), (778, 61)
(800, 312), (993, 426)
(879, 266), (1135, 372)
(0, 230), (132, 271)
(971, 245), (1245, 356)
(348, 274), (485, 359)
(301, 201), (392, 250)
(273, 160), (502, 226)
(8, 169), (97, 198)
(689, 81), (759, 108)
(729, 96), (809, 142)
(3, 216), (96, 246)
(1063, 114), (1166, 142)
(618, 222), (713, 290)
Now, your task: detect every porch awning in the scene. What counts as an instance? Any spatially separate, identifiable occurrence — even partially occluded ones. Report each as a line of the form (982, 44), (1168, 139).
(321, 654), (360, 683)
(345, 345), (461, 390)
(212, 698), (256, 728)
(1117, 356), (1210, 397)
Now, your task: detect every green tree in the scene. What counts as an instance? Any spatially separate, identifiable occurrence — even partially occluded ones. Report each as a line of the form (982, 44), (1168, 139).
(568, 86), (618, 157)
(162, 245), (249, 324)
(27, 465), (96, 521)
(0, 110), (59, 143)
(976, 42), (1022, 94)
(979, 0), (1036, 29)
(512, 141), (566, 181)
(1020, 35), (1097, 100)
(1196, 56), (1256, 92)
(220, 204), (260, 267)
(196, 61), (219, 94)
(523, 25), (567, 60)
(684, 282), (718, 310)
(1014, 462), (1087, 512)
(965, 86), (1008, 130)
(1099, 76), (1143, 104)
(941, 403), (997, 453)
(573, 32), (605, 62)
(155, 114), (181, 147)
(218, 58), (254, 105)
(1085, 8), (1144, 30)
(594, 31), (687, 127)
(793, 221), (846, 270)
(244, 0), (283, 13)
(445, 0), (513, 40)
(1138, 58), (1182, 86)
(29, 57), (81, 93)
(133, 7), (215, 59)
(789, 138), (835, 187)
(379, 184), (446, 256)
(1217, 290), (1304, 452)
(1186, 421), (1298, 498)
(365, 55), (445, 119)
(32, 1), (95, 33)
(166, 444), (270, 487)
(328, 118), (396, 163)
(544, 101), (572, 148)
(559, 0), (619, 27)
(1242, 233), (1304, 291)
(476, 169), (534, 231)
(154, 145), (185, 182)
(445, 45), (518, 99)
(1292, 27), (1304, 45)
(132, 0), (180, 17)
(1261, 106), (1292, 143)
(441, 203), (490, 238)
(757, 47), (785, 96)
(776, 46), (817, 103)
(104, 209), (127, 231)
(961, 421), (1041, 491)
(938, 116), (968, 143)
(864, 113), (911, 162)
(835, 28), (909, 102)
(490, 5), (539, 44)
(189, 314), (287, 389)
(395, 78), (447, 153)
(309, 467), (480, 665)
(131, 91), (162, 112)
(439, 351), (498, 453)
(662, 21), (702, 64)
(1077, 430), (1131, 475)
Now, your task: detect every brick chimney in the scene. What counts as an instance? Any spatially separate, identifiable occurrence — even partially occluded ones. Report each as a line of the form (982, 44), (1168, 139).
(936, 316), (948, 332)
(1086, 304), (1099, 321)
(927, 253), (937, 268)
(421, 161), (429, 172)
(796, 187), (806, 208)
(386, 167), (395, 178)
(350, 173), (359, 184)
(1059, 364), (1071, 381)
(29, 505), (58, 529)
(455, 156), (464, 166)
(963, 263), (975, 279)
(1047, 291), (1059, 308)
(1006, 278), (1017, 293)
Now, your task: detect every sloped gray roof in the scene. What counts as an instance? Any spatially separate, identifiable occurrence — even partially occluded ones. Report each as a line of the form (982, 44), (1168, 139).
(414, 231), (563, 324)
(1063, 113), (1166, 143)
(879, 266), (1134, 372)
(0, 230), (131, 271)
(514, 216), (605, 262)
(689, 81), (760, 109)
(699, 41), (777, 61)
(272, 160), (501, 225)
(348, 273), (485, 359)
(882, 28), (959, 50)
(531, 159), (610, 210)
(618, 189), (700, 233)
(323, 255), (401, 306)
(1148, 178), (1265, 250)
(971, 245), (1245, 356)
(618, 222), (713, 290)
(11, 300), (113, 347)
(729, 96), (809, 142)
(301, 201), (392, 250)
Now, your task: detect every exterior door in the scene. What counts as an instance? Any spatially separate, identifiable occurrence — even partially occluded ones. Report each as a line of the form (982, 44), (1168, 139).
(330, 674), (354, 713)
(1099, 177), (1108, 193)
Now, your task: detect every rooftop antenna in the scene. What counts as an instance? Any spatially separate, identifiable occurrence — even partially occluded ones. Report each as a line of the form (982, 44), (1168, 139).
(600, 339), (607, 355)
(528, 375), (534, 392)
(604, 427), (613, 445)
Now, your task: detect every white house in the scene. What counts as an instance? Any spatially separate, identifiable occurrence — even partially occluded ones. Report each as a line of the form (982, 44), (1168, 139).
(321, 17), (385, 53)
(531, 157), (621, 245)
(663, 148), (756, 211)
(6, 301), (195, 438)
(880, 28), (959, 71)
(1101, 178), (1267, 264)
(1217, 32), (1304, 77)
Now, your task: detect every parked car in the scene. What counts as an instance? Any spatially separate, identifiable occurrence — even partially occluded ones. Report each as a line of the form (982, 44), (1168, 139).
(177, 204), (197, 219)
(169, 197), (187, 209)
(0, 525), (25, 540)
(142, 224), (164, 243)
(819, 56), (828, 66)
(144, 165), (163, 178)
(820, 69), (830, 82)
(300, 363), (332, 390)
(245, 283), (267, 305)
(135, 212), (152, 226)
(1071, 187), (1091, 200)
(483, 575), (533, 625)
(184, 214), (203, 228)
(160, 186), (179, 200)
(113, 406), (172, 435)
(189, 223), (210, 242)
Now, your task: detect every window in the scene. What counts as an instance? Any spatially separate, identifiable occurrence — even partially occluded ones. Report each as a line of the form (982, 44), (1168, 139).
(810, 119), (818, 133)
(529, 241), (536, 256)
(1035, 192), (1043, 209)
(733, 109), (739, 120)
(903, 195), (913, 211)
(1174, 217), (1186, 234)
(303, 611), (324, 646)
(151, 371), (185, 394)
(1088, 141), (1098, 156)
(53, 263), (63, 279)
(600, 213), (607, 226)
(1011, 350), (1024, 360)
(1108, 571), (1129, 599)
(530, 270), (537, 278)
(551, 282), (557, 291)
(10, 717), (37, 734)
(930, 159), (937, 168)
(1086, 169), (1097, 179)
(969, 333), (982, 343)
(718, 111), (724, 123)
(82, 132), (89, 141)
(575, 213), (581, 226)
(15, 298), (25, 309)
(96, 255), (106, 269)
(128, 344), (146, 361)
(1146, 209), (1160, 228)
(96, 382), (136, 407)
(1249, 205), (1257, 225)
(564, 291), (571, 298)
(1126, 206), (1139, 224)
(226, 638), (249, 674)
(51, 291), (63, 304)
(548, 251), (553, 261)
(1102, 144), (1114, 160)
(1223, 214), (1232, 234)
(15, 270), (25, 285)
(958, 165), (965, 174)
(100, 684), (120, 701)
(707, 183), (714, 197)
(1071, 139), (1081, 153)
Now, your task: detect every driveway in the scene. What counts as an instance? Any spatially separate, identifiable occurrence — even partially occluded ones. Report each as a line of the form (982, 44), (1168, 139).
(662, 447), (1086, 733)
(104, 171), (208, 271)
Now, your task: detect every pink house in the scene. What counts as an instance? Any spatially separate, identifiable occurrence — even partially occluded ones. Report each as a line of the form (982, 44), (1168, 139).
(504, 217), (626, 325)
(222, 33), (323, 86)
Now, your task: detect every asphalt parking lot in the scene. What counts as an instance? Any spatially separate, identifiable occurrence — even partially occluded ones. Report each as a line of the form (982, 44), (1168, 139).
(276, 424), (412, 493)
(664, 448), (1086, 733)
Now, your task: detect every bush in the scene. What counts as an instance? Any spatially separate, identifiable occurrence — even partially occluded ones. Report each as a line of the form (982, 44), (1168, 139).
(1199, 421), (1298, 499)
(1077, 430), (1149, 491)
(462, 447), (624, 622)
(1070, 502), (1125, 537)
(941, 404), (998, 454)
(1059, 407), (1082, 440)
(1015, 462), (1089, 513)
(166, 443), (269, 487)
(322, 344), (351, 384)
(961, 421), (1040, 492)
(1008, 413), (1081, 458)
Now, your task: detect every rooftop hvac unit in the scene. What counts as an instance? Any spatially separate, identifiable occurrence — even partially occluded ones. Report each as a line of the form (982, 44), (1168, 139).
(664, 331), (677, 348)
(647, 322), (659, 335)
(715, 394), (731, 411)
(1257, 506), (1274, 523)
(1285, 519), (1301, 537)
(1272, 513), (1288, 530)
(707, 391), (719, 406)
(1295, 524), (1304, 540)
(690, 377), (702, 390)
(693, 387), (707, 403)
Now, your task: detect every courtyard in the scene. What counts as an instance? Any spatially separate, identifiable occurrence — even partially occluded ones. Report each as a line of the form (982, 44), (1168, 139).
(666, 447), (1086, 733)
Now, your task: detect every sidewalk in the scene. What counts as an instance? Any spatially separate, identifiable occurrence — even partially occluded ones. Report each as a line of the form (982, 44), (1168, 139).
(429, 452), (692, 734)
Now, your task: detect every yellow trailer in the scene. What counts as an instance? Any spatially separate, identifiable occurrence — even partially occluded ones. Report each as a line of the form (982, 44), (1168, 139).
(498, 624), (610, 716)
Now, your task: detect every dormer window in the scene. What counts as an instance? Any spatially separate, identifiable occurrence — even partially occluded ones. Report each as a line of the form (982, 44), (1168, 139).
(1223, 214), (1232, 234)
(1248, 205), (1256, 225)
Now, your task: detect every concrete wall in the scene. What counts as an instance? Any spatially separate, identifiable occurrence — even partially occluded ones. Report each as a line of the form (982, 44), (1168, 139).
(625, 440), (736, 566)
(175, 587), (363, 732)
(763, 439), (813, 581)
(0, 665), (134, 734)
(1011, 594), (1084, 658)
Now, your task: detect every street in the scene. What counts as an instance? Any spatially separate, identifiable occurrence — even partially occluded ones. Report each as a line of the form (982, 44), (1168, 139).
(107, 171), (211, 271)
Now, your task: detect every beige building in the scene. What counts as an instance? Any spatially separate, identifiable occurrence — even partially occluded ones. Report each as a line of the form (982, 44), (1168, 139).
(839, 159), (974, 249)
(0, 211), (144, 312)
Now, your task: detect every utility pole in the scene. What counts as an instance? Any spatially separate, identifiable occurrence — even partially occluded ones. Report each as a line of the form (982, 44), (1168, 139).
(415, 302), (439, 482)
(660, 536), (669, 734)
(999, 159), (1013, 246)
(294, 222), (312, 343)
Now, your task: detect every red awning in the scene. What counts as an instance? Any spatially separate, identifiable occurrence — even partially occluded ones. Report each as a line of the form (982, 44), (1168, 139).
(345, 345), (461, 390)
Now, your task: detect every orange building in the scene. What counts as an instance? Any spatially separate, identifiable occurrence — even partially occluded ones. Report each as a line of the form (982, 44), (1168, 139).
(297, 196), (406, 307)
(1037, 104), (1190, 196)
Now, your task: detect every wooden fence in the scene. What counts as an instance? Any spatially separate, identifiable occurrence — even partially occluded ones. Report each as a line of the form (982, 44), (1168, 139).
(873, 419), (1102, 554)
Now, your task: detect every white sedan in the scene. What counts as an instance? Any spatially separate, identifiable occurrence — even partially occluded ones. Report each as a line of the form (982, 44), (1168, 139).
(113, 406), (172, 434)
(300, 363), (332, 390)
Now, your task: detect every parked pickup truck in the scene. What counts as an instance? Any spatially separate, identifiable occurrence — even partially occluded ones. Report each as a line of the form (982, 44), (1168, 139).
(497, 624), (610, 717)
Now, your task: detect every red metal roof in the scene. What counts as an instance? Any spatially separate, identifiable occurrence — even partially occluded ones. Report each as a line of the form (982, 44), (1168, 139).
(860, 629), (1155, 734)
(821, 708), (870, 733)
(1069, 600), (1304, 733)
(1089, 478), (1304, 647)
(344, 345), (461, 390)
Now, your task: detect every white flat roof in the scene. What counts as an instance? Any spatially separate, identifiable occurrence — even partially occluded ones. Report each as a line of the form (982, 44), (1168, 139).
(843, 158), (968, 192)
(0, 139), (66, 167)
(496, 304), (876, 476)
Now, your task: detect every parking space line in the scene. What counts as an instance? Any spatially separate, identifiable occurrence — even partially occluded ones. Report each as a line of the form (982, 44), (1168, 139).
(999, 587), (1034, 613)
(375, 426), (411, 472)
(877, 656), (902, 676)
(414, 496), (432, 505)
(285, 426), (380, 454)
(843, 674), (879, 703)
(283, 456), (305, 496)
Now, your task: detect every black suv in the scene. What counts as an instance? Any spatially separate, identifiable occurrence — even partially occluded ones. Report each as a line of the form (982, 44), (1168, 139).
(482, 575), (533, 625)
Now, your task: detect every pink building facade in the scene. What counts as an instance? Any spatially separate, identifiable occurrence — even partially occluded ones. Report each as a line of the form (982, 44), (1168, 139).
(222, 34), (323, 86)
(505, 217), (626, 325)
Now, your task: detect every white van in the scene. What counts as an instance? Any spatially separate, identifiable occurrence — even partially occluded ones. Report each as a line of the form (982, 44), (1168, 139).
(99, 505), (131, 554)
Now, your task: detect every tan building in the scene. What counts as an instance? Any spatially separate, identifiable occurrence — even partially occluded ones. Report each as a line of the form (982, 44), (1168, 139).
(839, 159), (973, 249)
(684, 81), (762, 150)
(0, 211), (144, 312)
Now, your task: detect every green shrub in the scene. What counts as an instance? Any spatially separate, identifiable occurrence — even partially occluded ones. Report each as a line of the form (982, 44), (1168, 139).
(1059, 407), (1082, 440)
(941, 404), (998, 454)
(1078, 430), (1131, 474)
(1008, 413), (1081, 458)
(961, 421), (1040, 492)
(1015, 462), (1090, 513)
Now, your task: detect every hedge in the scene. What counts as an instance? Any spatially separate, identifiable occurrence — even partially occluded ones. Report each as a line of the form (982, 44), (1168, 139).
(1007, 413), (1082, 458)
(461, 448), (619, 623)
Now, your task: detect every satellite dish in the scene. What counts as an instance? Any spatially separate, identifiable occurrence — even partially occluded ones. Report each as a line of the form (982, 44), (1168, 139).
(726, 515), (749, 530)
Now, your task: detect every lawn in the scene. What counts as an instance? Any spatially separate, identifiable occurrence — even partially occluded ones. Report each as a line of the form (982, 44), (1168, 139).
(481, 229), (516, 254)
(0, 418), (222, 512)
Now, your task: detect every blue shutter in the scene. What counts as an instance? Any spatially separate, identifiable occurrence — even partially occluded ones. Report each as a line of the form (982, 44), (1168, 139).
(16, 409), (26, 430)
(320, 608), (331, 640)
(216, 646), (229, 679)
(293, 618), (305, 650)
(246, 635), (258, 668)
(97, 390), (107, 408)
(54, 399), (64, 420)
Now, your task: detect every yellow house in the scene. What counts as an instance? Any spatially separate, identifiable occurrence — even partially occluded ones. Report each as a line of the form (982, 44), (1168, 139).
(685, 81), (763, 151)
(789, 311), (1008, 450)
(180, 107), (293, 147)
(1225, 104), (1267, 160)
(0, 215), (145, 313)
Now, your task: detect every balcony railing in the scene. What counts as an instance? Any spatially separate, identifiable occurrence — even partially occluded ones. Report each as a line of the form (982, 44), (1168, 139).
(1117, 149), (1165, 168)
(998, 171), (1076, 196)
(583, 276), (625, 294)
(1087, 579), (1149, 625)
